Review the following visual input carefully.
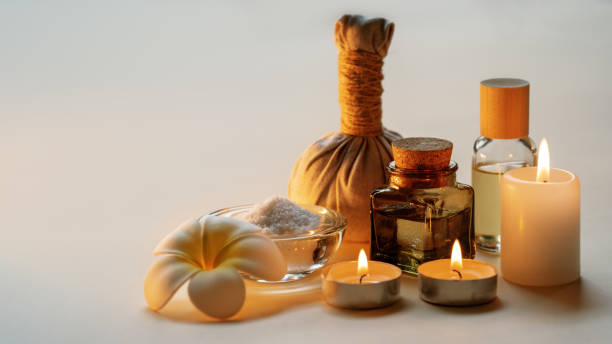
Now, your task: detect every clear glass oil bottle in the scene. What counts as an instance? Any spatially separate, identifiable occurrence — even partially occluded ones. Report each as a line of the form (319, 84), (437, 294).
(473, 78), (536, 254)
(370, 138), (475, 275)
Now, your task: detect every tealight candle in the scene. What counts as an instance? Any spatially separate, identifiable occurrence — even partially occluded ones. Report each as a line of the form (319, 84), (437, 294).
(418, 240), (497, 306)
(321, 249), (402, 309)
(501, 138), (580, 286)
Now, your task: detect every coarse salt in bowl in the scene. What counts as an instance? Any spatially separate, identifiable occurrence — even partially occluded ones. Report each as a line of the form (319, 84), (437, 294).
(207, 199), (346, 282)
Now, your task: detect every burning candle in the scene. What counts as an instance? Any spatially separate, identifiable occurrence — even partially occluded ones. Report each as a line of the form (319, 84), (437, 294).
(501, 138), (580, 286)
(418, 240), (497, 306)
(321, 249), (401, 309)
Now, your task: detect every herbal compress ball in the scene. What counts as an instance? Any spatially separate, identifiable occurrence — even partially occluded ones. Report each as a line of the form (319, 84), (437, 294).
(289, 14), (401, 243)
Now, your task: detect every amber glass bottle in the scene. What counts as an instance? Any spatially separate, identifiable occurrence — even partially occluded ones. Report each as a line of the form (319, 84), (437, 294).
(370, 138), (475, 275)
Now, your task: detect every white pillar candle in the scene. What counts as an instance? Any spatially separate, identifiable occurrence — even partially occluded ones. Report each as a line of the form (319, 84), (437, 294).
(501, 139), (580, 286)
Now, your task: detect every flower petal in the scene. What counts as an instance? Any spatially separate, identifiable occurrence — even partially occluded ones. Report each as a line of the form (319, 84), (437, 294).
(215, 234), (287, 281)
(201, 216), (260, 270)
(188, 266), (245, 319)
(153, 218), (204, 267)
(144, 255), (200, 311)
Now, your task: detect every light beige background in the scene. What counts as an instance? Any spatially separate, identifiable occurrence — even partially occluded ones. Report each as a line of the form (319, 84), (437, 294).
(1, 1), (611, 343)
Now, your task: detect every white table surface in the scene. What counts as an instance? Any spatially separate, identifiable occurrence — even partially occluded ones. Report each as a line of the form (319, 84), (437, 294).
(2, 1), (611, 343)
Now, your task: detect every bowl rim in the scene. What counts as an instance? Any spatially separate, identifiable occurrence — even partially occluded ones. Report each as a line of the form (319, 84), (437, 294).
(205, 203), (347, 241)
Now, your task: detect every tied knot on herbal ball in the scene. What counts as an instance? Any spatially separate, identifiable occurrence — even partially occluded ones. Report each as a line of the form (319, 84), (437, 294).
(334, 14), (394, 137)
(144, 216), (287, 319)
(337, 50), (385, 137)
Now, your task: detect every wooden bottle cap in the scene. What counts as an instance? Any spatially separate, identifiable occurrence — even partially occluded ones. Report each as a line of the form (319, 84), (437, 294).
(480, 78), (529, 139)
(392, 137), (453, 170)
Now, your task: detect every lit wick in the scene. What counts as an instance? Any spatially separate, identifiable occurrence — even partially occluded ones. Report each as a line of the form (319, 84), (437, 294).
(357, 249), (368, 284)
(359, 274), (367, 284)
(452, 269), (463, 279)
(450, 239), (463, 280)
(536, 138), (550, 183)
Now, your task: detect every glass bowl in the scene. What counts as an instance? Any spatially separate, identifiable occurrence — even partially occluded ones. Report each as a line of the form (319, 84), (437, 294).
(206, 204), (346, 283)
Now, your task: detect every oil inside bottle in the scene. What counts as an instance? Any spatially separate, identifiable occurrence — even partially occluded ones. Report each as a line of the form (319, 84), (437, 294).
(472, 162), (529, 253)
(371, 202), (473, 275)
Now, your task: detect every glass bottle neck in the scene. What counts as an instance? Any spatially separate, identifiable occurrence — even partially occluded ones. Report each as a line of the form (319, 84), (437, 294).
(388, 161), (458, 189)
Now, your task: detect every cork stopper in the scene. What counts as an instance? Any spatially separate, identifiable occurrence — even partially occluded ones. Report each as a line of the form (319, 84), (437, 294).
(392, 137), (453, 170)
(480, 78), (530, 139)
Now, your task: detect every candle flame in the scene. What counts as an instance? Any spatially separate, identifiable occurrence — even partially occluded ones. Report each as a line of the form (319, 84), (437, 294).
(450, 239), (463, 270)
(536, 138), (550, 183)
(357, 249), (368, 276)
